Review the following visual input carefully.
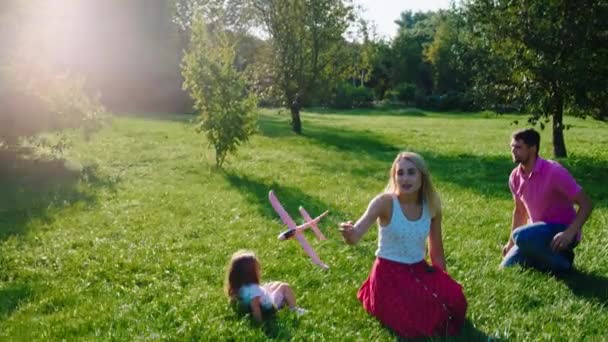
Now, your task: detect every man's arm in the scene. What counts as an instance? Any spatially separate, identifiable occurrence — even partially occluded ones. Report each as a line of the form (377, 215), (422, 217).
(551, 190), (593, 251)
(512, 197), (528, 229)
(503, 197), (527, 255)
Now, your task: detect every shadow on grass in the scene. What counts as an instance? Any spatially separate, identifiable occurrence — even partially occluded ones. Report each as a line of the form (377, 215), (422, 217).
(260, 118), (512, 199)
(559, 157), (608, 209)
(229, 301), (297, 340)
(223, 172), (349, 224)
(257, 114), (299, 138)
(307, 106), (429, 117)
(423, 152), (513, 199)
(557, 270), (608, 306)
(424, 152), (608, 206)
(456, 319), (507, 342)
(303, 124), (400, 159)
(0, 148), (118, 241)
(392, 319), (503, 342)
(116, 112), (196, 123)
(259, 116), (608, 206)
(259, 315), (299, 340)
(0, 282), (32, 320)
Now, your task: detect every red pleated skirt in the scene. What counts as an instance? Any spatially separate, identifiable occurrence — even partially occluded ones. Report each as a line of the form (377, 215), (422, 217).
(357, 258), (467, 338)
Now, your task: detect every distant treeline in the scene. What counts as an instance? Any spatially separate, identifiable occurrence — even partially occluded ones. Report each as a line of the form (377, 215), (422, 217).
(1, 0), (606, 119)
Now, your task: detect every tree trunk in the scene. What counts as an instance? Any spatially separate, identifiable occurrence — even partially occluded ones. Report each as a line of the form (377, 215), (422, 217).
(290, 103), (302, 134)
(552, 93), (567, 158)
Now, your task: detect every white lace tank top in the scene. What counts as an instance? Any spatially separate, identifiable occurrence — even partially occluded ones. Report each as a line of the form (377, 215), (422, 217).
(375, 196), (430, 264)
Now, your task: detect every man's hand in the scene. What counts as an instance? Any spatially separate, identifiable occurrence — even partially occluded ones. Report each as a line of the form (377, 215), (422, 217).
(502, 240), (514, 256)
(551, 229), (577, 252)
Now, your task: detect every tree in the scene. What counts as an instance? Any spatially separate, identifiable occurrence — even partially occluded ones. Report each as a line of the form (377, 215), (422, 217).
(1, 2), (106, 152)
(424, 10), (472, 94)
(466, 0), (608, 157)
(341, 18), (377, 88)
(181, 15), (257, 167)
(252, 0), (353, 134)
(366, 40), (393, 100)
(390, 11), (438, 96)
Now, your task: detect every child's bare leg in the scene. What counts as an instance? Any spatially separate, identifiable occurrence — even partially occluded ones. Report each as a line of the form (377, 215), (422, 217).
(279, 283), (297, 308)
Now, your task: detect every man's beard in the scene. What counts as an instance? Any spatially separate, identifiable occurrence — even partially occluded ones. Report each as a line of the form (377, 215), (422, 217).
(513, 155), (528, 164)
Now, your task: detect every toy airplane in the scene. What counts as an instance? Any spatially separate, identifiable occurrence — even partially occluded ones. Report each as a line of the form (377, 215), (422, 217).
(268, 190), (329, 269)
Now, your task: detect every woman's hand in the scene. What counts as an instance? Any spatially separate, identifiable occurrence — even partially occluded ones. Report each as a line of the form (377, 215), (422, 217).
(338, 193), (389, 245)
(339, 220), (356, 244)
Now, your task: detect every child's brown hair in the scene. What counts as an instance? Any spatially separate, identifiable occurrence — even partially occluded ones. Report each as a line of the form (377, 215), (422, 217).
(224, 250), (260, 299)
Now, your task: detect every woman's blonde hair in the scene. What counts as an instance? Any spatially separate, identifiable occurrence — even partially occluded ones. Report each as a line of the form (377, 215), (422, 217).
(385, 152), (441, 218)
(224, 250), (260, 299)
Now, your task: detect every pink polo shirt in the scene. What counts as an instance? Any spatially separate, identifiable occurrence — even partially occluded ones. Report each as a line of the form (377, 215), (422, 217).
(509, 157), (582, 228)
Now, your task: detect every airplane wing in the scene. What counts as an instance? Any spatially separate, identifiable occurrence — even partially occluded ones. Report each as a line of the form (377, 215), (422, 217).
(299, 207), (328, 241)
(295, 233), (329, 269)
(268, 190), (298, 230)
(277, 212), (327, 240)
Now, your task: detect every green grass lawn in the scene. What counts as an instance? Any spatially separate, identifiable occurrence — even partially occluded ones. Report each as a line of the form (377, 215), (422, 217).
(1, 108), (607, 340)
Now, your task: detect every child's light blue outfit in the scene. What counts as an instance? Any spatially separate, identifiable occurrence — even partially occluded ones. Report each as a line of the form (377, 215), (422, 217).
(238, 284), (275, 310)
(238, 282), (308, 316)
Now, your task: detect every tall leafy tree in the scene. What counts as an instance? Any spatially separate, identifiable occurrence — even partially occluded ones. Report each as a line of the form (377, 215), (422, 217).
(391, 11), (438, 95)
(466, 0), (608, 157)
(343, 18), (377, 88)
(252, 0), (353, 133)
(181, 14), (257, 167)
(424, 10), (473, 94)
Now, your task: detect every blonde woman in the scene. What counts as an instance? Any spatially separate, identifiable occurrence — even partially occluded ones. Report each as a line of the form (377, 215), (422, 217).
(339, 152), (467, 338)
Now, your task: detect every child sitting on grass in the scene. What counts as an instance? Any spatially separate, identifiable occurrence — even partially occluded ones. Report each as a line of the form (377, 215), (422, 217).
(224, 250), (307, 322)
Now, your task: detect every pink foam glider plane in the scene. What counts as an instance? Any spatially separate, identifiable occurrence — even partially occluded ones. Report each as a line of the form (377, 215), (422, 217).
(268, 190), (329, 269)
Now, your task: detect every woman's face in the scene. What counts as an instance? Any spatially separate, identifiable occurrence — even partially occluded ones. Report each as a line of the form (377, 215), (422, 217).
(395, 158), (422, 195)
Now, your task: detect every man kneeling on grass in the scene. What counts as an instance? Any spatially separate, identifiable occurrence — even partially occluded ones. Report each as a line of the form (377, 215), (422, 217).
(501, 128), (594, 273)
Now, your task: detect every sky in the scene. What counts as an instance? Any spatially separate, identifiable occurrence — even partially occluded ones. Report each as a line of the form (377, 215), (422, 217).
(356, 0), (452, 39)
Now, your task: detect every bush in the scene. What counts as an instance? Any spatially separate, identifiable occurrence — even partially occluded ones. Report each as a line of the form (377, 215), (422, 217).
(393, 83), (417, 103)
(413, 91), (478, 112)
(331, 83), (374, 109)
(0, 66), (107, 152)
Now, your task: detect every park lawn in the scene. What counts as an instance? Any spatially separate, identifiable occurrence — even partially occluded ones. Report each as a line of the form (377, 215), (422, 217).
(1, 108), (607, 340)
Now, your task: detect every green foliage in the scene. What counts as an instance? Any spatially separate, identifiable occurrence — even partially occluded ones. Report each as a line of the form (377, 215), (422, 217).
(0, 3), (106, 152)
(0, 65), (107, 153)
(331, 83), (374, 109)
(173, 0), (255, 35)
(339, 18), (377, 89)
(465, 0), (608, 157)
(252, 0), (353, 133)
(390, 11), (437, 93)
(413, 91), (476, 112)
(385, 83), (417, 104)
(424, 10), (472, 94)
(181, 16), (257, 167)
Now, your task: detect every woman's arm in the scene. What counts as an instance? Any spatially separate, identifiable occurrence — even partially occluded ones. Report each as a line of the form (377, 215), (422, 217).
(340, 194), (390, 245)
(428, 212), (446, 271)
(250, 297), (263, 323)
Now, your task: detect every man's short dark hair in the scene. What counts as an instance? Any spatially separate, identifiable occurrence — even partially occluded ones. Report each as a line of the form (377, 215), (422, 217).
(512, 128), (540, 154)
